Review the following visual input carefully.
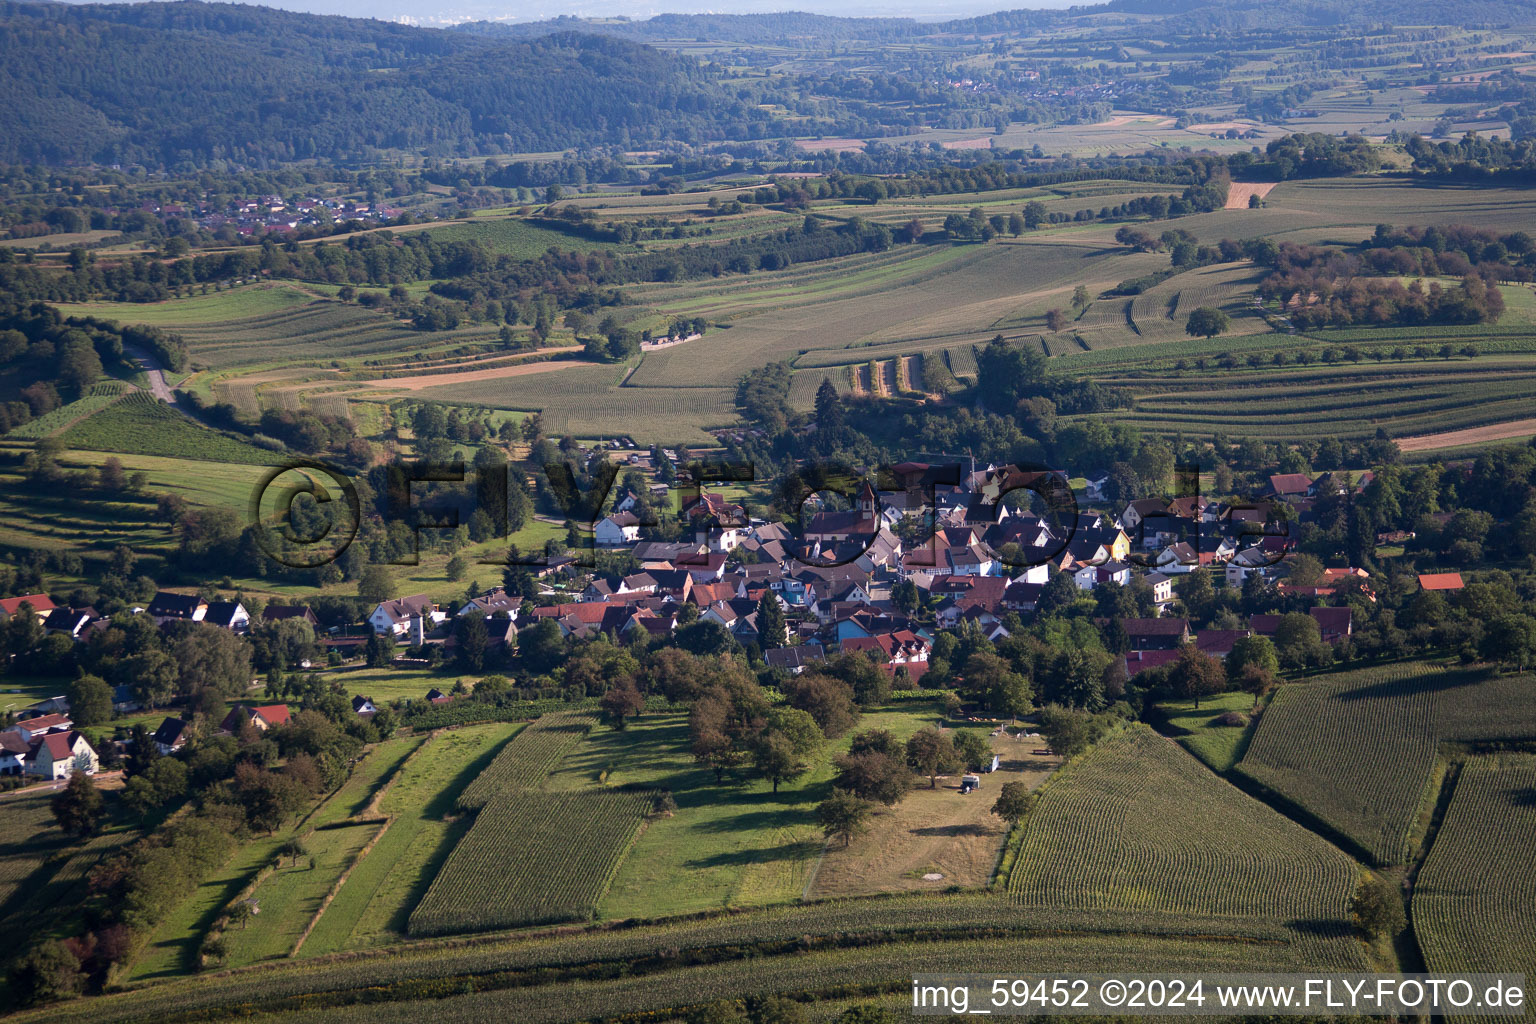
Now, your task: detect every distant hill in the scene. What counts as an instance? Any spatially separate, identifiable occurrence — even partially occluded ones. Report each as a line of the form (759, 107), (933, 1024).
(0, 1), (771, 165)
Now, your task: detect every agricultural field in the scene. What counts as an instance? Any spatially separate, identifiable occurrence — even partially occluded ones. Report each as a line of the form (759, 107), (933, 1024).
(1412, 756), (1536, 994)
(420, 217), (627, 257)
(60, 393), (284, 465)
(1234, 663), (1536, 865)
(296, 724), (521, 955)
(1007, 727), (1363, 937)
(455, 710), (596, 810)
(408, 788), (654, 934)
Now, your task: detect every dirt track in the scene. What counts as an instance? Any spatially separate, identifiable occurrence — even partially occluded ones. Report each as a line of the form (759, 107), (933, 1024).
(1396, 418), (1536, 452)
(356, 357), (583, 392)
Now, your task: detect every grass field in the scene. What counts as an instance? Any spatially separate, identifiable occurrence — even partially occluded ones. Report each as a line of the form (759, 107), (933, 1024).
(1157, 691), (1264, 773)
(55, 284), (318, 326)
(1413, 755), (1536, 1000)
(1008, 726), (1363, 934)
(298, 724), (522, 955)
(1234, 663), (1536, 865)
(125, 736), (422, 982)
(420, 217), (626, 257)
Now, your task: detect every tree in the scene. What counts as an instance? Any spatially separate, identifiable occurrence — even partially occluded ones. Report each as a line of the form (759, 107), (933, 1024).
(1350, 876), (1405, 941)
(814, 378), (843, 433)
(51, 772), (102, 837)
(833, 747), (913, 805)
(1185, 307), (1231, 338)
(599, 678), (646, 729)
(1170, 643), (1226, 708)
(1274, 612), (1329, 670)
(905, 726), (959, 788)
(687, 999), (747, 1024)
(361, 628), (395, 667)
(817, 789), (873, 848)
(65, 672), (112, 726)
(454, 613), (488, 672)
(1072, 284), (1091, 309)
(122, 647), (179, 708)
(961, 652), (1033, 718)
(991, 780), (1032, 824)
(1227, 635), (1279, 679)
(1022, 200), (1047, 230)
(952, 729), (992, 772)
(6, 940), (82, 1006)
(753, 730), (807, 793)
(1037, 705), (1106, 760)
(750, 995), (808, 1024)
(1045, 308), (1067, 333)
(278, 837), (308, 867)
(173, 624), (253, 698)
(756, 592), (787, 650)
(1480, 614), (1536, 672)
(357, 564), (394, 607)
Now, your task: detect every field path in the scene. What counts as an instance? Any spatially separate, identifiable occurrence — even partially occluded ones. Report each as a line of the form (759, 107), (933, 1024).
(356, 358), (585, 392)
(1396, 417), (1536, 451)
(126, 344), (176, 403)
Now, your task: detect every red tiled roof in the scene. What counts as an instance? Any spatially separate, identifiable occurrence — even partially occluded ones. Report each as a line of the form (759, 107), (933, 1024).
(1418, 572), (1464, 591)
(0, 594), (55, 616)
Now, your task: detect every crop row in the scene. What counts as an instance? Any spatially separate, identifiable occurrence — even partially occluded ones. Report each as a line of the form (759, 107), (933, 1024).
(1413, 755), (1536, 1003)
(1008, 727), (1359, 923)
(60, 392), (283, 466)
(455, 710), (596, 810)
(1235, 664), (1536, 865)
(407, 789), (653, 935)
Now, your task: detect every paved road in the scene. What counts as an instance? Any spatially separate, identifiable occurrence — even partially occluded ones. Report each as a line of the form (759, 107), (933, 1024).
(125, 344), (176, 403)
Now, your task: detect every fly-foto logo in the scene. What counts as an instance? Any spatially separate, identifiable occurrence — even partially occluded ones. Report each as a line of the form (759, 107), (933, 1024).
(247, 458), (1293, 571)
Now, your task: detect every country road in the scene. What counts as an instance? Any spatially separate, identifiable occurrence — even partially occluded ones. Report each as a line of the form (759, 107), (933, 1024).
(125, 344), (176, 403)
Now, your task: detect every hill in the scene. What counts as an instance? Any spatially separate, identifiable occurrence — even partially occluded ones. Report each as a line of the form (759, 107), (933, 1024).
(0, 2), (767, 165)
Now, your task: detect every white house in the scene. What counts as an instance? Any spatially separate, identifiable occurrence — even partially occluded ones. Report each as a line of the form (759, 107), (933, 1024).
(4, 714), (73, 743)
(0, 733), (28, 775)
(595, 512), (641, 547)
(368, 595), (437, 636)
(26, 731), (97, 779)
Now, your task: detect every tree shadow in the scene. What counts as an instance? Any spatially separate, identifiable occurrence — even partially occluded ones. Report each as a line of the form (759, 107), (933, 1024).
(1334, 665), (1491, 702)
(1505, 786), (1536, 808)
(1286, 917), (1354, 938)
(685, 839), (823, 869)
(909, 823), (997, 838)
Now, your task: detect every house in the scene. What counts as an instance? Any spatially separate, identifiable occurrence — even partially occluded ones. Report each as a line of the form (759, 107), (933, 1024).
(1311, 606), (1353, 643)
(25, 731), (97, 779)
(351, 695), (377, 719)
(152, 717), (191, 755)
(1119, 617), (1191, 650)
(0, 733), (29, 775)
(682, 491), (747, 526)
(218, 704), (292, 735)
(1268, 473), (1315, 499)
(4, 714), (73, 743)
(203, 601), (250, 632)
(840, 630), (930, 681)
(148, 591), (207, 625)
(43, 607), (98, 639)
(595, 512), (642, 547)
(368, 595), (436, 636)
(764, 642), (826, 675)
(1418, 572), (1465, 592)
(262, 605), (319, 626)
(1123, 649), (1181, 677)
(1083, 468), (1112, 503)
(458, 587), (519, 618)
(803, 481), (883, 547)
(1145, 571), (1174, 607)
(0, 594), (55, 621)
(1194, 629), (1250, 658)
